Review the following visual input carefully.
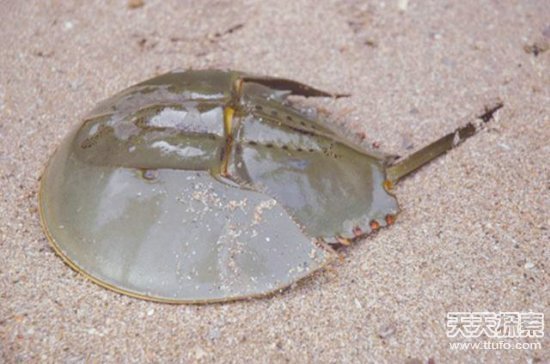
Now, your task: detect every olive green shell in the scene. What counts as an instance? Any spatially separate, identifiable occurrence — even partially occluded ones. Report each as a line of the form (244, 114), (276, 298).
(39, 70), (400, 303)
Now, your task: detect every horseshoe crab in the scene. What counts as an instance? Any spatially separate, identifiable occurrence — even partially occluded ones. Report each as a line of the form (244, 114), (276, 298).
(38, 69), (502, 303)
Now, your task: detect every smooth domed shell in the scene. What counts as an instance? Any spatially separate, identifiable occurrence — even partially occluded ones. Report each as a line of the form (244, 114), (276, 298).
(40, 128), (333, 302)
(39, 69), (401, 303)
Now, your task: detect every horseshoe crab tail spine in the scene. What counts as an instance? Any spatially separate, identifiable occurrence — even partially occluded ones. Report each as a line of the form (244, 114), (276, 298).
(386, 101), (503, 184)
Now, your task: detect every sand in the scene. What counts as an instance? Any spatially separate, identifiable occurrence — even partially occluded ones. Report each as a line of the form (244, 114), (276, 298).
(0, 0), (548, 362)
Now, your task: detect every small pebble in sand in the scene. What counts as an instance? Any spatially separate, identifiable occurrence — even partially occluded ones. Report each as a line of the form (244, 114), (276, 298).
(128, 0), (145, 9)
(523, 39), (549, 57)
(63, 21), (74, 30)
